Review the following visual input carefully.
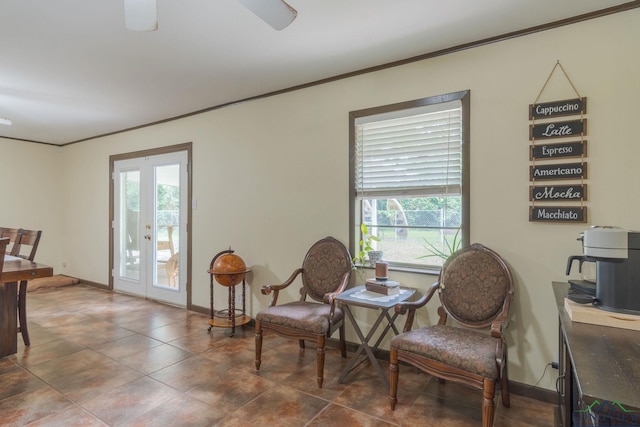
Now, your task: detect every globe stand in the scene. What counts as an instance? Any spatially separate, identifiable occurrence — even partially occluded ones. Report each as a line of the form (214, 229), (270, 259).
(207, 249), (251, 337)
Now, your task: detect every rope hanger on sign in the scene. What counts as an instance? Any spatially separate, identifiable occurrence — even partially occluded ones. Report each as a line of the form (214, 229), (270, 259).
(533, 60), (583, 105)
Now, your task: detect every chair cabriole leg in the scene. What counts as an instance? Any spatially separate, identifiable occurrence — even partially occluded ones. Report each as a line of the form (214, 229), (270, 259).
(389, 348), (399, 410)
(482, 378), (496, 427)
(18, 280), (29, 346)
(316, 335), (325, 388)
(254, 321), (262, 370)
(500, 347), (511, 408)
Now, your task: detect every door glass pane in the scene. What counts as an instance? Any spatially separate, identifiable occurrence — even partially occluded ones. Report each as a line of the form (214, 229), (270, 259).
(154, 163), (180, 290)
(120, 170), (140, 280)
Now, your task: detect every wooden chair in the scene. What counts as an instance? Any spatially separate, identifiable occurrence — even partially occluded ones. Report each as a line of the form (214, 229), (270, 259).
(0, 238), (10, 350)
(0, 227), (22, 256)
(255, 236), (352, 388)
(0, 237), (9, 277)
(389, 243), (514, 427)
(11, 229), (42, 261)
(166, 252), (179, 288)
(13, 229), (43, 346)
(157, 225), (175, 257)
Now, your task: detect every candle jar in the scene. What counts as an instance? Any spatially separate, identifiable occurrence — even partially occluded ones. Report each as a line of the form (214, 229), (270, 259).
(375, 261), (388, 280)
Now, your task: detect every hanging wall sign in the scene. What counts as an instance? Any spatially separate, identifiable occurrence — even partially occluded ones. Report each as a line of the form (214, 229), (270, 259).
(530, 184), (587, 201)
(530, 206), (587, 223)
(530, 162), (587, 180)
(529, 119), (587, 140)
(530, 141), (587, 160)
(529, 98), (587, 120)
(528, 61), (588, 223)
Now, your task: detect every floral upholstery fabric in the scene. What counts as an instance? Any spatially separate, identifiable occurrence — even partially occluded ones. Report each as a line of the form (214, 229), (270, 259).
(391, 325), (499, 378)
(440, 246), (509, 324)
(256, 301), (344, 335)
(302, 238), (352, 302)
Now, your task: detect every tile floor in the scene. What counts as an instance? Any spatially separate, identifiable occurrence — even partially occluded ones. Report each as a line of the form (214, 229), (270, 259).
(1, 284), (555, 426)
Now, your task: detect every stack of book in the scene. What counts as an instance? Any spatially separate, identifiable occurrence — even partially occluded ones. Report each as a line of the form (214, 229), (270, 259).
(365, 278), (400, 295)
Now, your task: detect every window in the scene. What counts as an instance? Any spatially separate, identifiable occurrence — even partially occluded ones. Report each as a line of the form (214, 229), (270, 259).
(349, 91), (470, 271)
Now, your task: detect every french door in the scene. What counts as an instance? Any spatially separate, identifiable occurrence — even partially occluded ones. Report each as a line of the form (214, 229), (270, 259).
(112, 150), (188, 306)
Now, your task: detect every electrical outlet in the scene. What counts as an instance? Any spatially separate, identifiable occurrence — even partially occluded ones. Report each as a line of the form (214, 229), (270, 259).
(62, 262), (68, 268)
(551, 351), (559, 369)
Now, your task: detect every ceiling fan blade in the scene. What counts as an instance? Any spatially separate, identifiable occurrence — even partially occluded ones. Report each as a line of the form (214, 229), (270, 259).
(124, 0), (158, 31)
(235, 0), (298, 31)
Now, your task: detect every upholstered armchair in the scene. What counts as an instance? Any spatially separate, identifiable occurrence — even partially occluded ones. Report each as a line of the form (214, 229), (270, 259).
(254, 236), (352, 388)
(389, 243), (514, 427)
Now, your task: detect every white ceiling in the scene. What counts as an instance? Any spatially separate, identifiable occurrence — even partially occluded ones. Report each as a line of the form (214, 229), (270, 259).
(0, 0), (636, 146)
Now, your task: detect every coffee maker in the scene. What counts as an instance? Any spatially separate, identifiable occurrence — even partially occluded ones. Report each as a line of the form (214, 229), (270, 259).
(566, 226), (640, 315)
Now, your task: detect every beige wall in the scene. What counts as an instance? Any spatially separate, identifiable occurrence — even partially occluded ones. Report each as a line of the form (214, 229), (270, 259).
(0, 139), (64, 265)
(1, 8), (638, 389)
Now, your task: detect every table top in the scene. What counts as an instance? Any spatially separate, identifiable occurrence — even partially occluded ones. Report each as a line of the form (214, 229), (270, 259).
(2, 255), (53, 283)
(336, 284), (417, 309)
(553, 281), (640, 412)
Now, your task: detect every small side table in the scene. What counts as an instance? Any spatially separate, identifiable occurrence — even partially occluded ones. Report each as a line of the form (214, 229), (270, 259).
(336, 285), (417, 390)
(207, 250), (251, 337)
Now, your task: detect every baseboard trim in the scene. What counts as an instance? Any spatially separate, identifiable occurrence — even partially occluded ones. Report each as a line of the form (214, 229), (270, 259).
(75, 277), (109, 290)
(509, 381), (557, 405)
(190, 303), (208, 316)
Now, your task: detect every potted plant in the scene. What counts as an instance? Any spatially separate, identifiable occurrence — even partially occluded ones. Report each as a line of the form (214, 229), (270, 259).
(417, 227), (461, 264)
(353, 223), (382, 267)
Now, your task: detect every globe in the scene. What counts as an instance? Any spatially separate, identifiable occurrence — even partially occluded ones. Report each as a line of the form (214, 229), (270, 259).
(212, 253), (247, 287)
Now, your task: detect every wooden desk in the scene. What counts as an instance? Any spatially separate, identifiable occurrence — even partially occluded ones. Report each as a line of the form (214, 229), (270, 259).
(553, 281), (640, 426)
(1, 255), (53, 357)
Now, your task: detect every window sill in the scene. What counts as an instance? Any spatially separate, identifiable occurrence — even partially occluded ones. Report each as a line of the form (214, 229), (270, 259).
(353, 264), (441, 277)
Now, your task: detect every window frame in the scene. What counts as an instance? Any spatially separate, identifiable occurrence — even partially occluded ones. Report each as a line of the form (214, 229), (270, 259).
(349, 90), (470, 274)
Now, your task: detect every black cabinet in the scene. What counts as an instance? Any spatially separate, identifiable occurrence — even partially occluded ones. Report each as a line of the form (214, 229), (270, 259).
(553, 282), (640, 427)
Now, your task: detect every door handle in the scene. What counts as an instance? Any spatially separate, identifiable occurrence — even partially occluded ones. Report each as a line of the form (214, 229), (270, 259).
(144, 234), (151, 240)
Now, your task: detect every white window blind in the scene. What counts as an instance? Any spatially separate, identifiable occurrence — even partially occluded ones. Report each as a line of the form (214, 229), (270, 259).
(355, 101), (462, 199)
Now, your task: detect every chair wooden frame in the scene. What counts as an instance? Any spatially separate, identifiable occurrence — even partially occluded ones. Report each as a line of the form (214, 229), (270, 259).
(0, 237), (9, 276)
(157, 225), (175, 257)
(389, 243), (514, 427)
(0, 227), (21, 256)
(11, 229), (42, 260)
(11, 229), (42, 346)
(255, 236), (351, 388)
(0, 237), (8, 332)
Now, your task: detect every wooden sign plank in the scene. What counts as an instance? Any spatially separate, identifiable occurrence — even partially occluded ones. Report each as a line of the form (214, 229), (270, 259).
(530, 184), (587, 202)
(529, 206), (587, 223)
(530, 141), (587, 160)
(529, 98), (587, 120)
(529, 119), (587, 140)
(530, 162), (587, 180)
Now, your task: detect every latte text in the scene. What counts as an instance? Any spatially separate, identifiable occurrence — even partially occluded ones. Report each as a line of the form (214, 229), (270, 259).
(530, 119), (586, 140)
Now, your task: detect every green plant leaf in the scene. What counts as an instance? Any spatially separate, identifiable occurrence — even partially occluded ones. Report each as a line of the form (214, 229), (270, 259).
(354, 223), (380, 266)
(417, 228), (462, 261)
